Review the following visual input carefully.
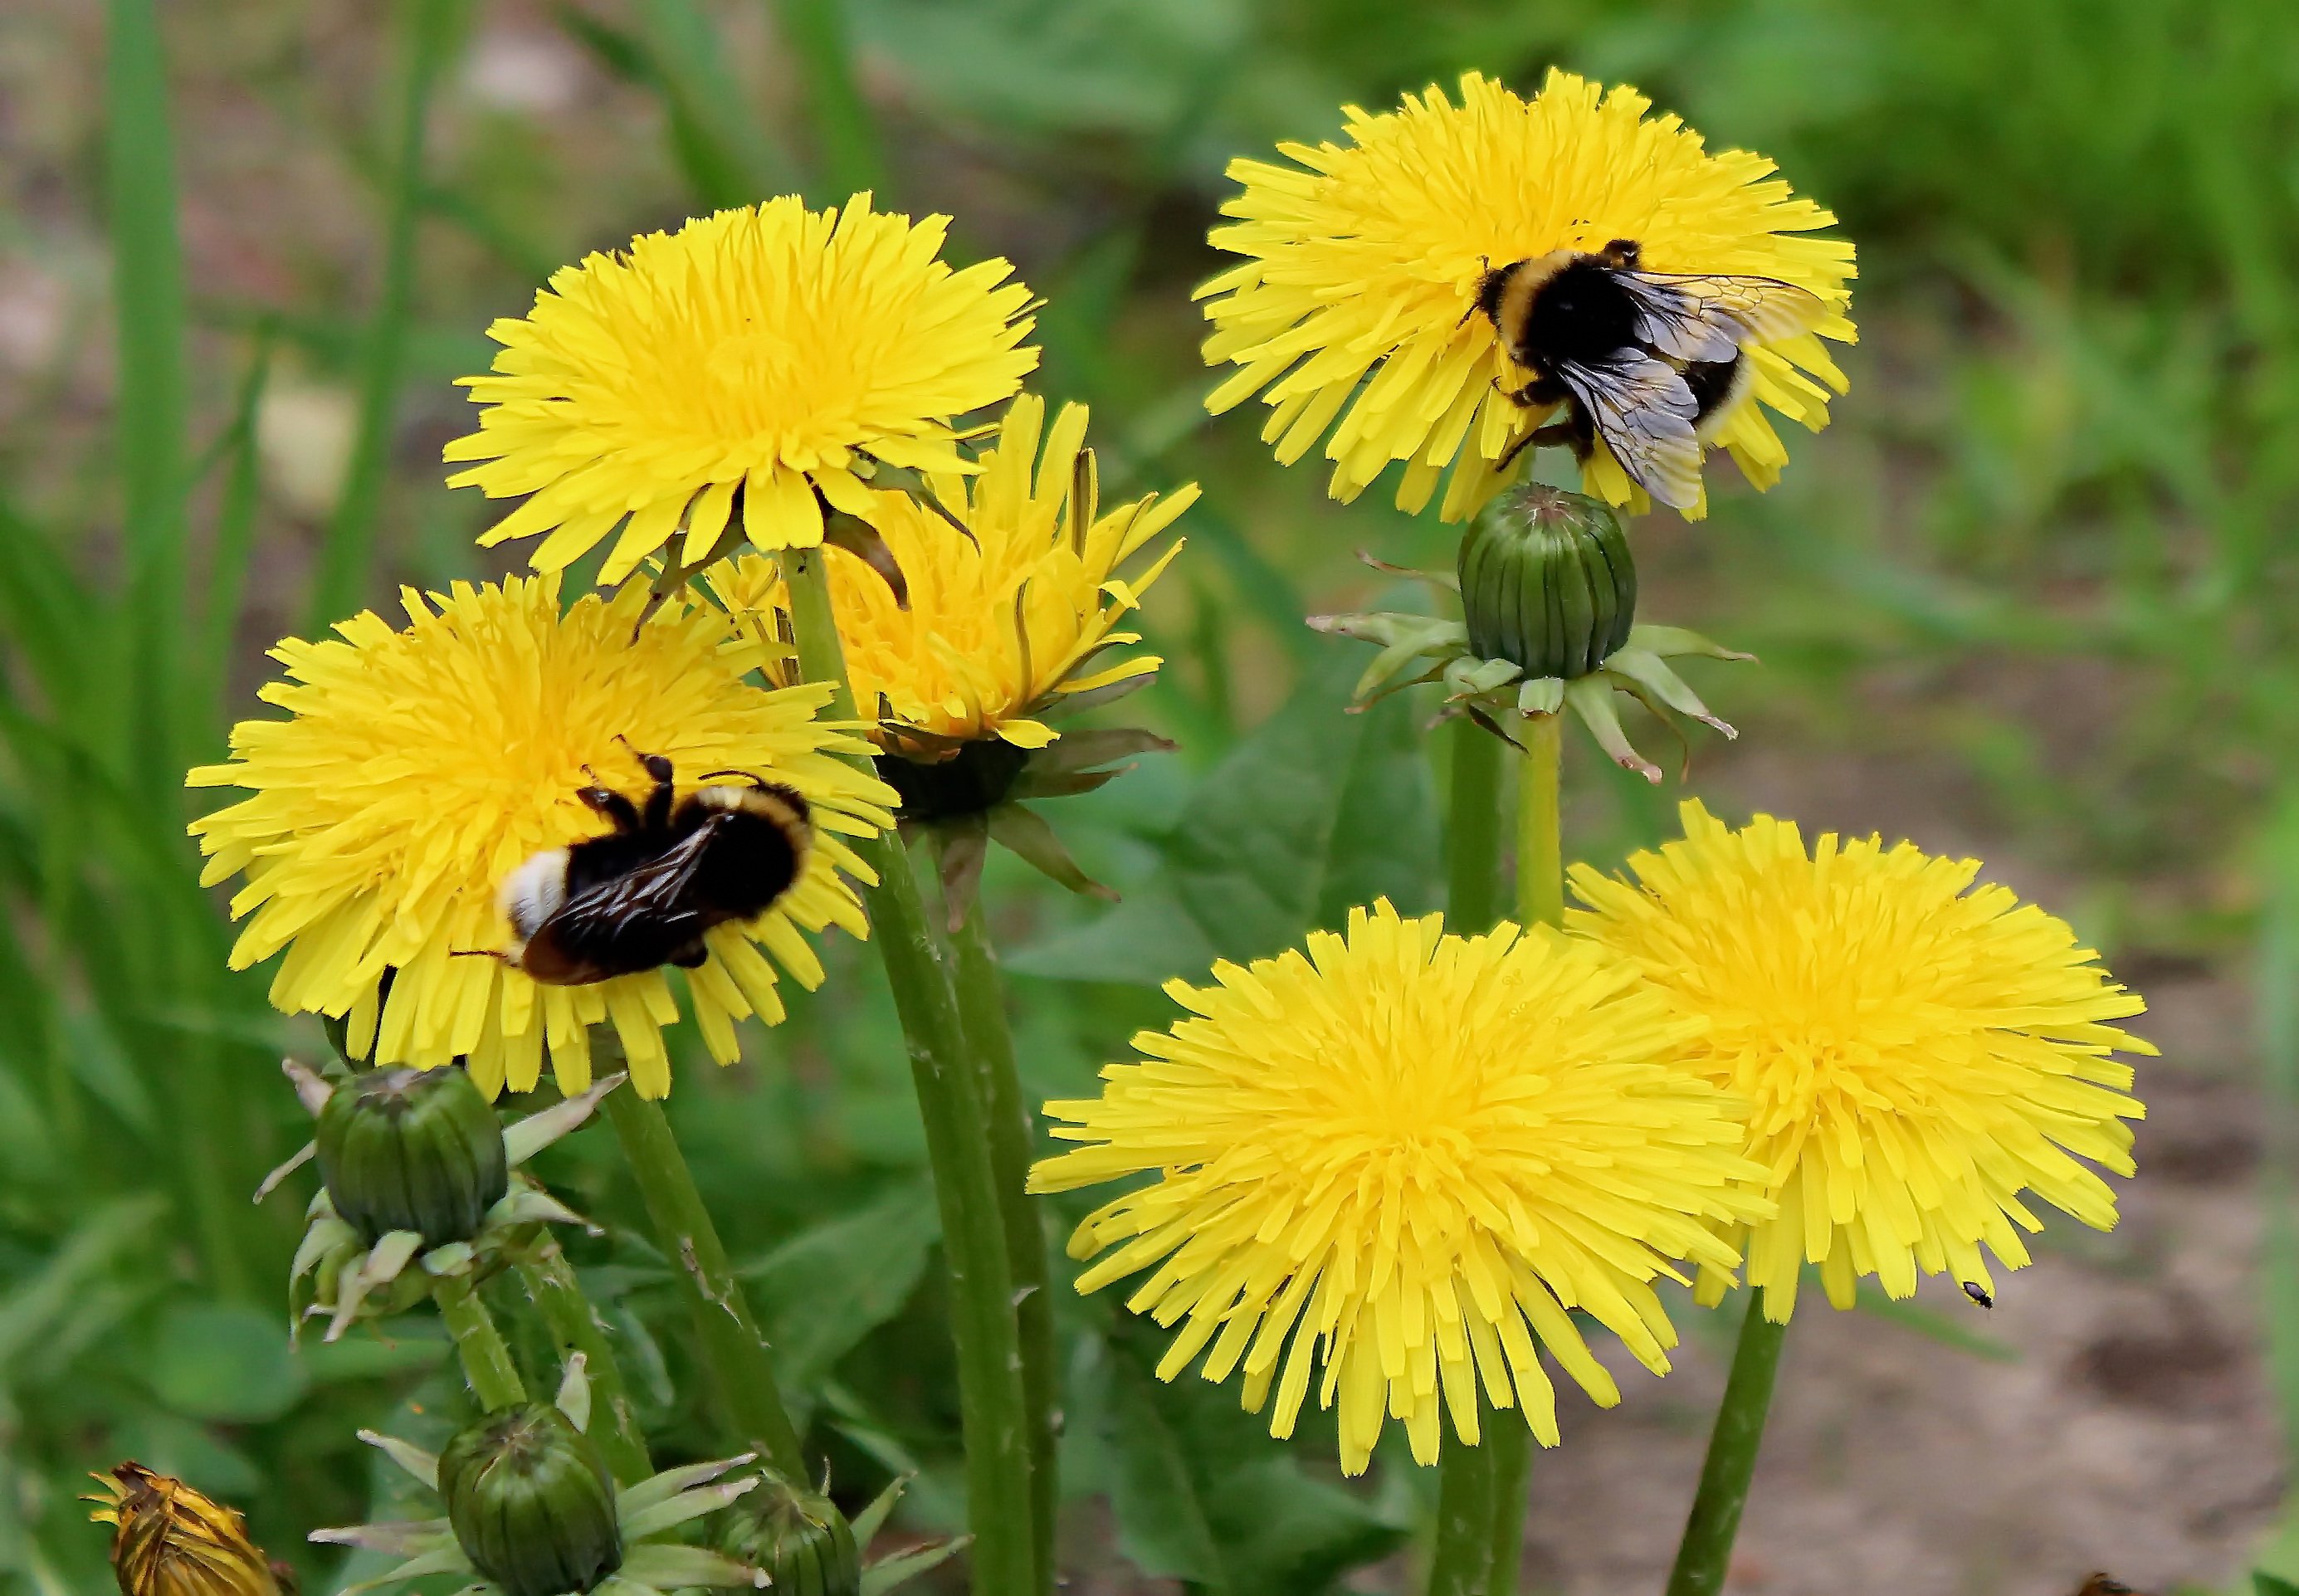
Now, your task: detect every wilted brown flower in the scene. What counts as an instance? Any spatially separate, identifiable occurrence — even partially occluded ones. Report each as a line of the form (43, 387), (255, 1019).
(85, 1462), (286, 1596)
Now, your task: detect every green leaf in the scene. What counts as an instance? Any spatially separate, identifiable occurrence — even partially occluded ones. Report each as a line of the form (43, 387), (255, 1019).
(1079, 1325), (1407, 1594)
(743, 1179), (940, 1389)
(147, 1300), (310, 1422)
(1096, 1337), (1227, 1587)
(1012, 654), (1439, 984)
(2257, 1573), (2299, 1596)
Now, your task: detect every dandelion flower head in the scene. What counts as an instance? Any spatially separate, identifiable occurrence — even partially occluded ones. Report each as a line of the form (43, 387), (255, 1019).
(447, 194), (1039, 585)
(1031, 900), (1769, 1474)
(188, 576), (895, 1099)
(1200, 70), (1856, 520)
(711, 393), (1194, 753)
(1569, 801), (2152, 1320)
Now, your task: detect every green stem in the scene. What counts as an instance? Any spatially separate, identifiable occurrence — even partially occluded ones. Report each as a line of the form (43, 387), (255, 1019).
(1442, 715), (1506, 931)
(435, 1274), (529, 1411)
(601, 1086), (806, 1476)
(309, 0), (457, 630)
(1426, 715), (1555, 1596)
(517, 1240), (653, 1484)
(949, 895), (1057, 1594)
(1665, 1301), (1791, 1596)
(779, 546), (1039, 1596)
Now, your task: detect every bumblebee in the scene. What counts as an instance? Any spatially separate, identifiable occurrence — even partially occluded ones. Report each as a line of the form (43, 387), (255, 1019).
(1474, 239), (1826, 510)
(491, 747), (811, 986)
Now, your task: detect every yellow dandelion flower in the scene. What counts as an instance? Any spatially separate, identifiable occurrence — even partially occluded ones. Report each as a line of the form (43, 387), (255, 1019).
(446, 194), (1039, 586)
(1030, 900), (1769, 1475)
(86, 1462), (282, 1596)
(710, 394), (1193, 912)
(188, 575), (895, 1100)
(716, 393), (1192, 750)
(1200, 69), (1856, 520)
(1568, 801), (2153, 1321)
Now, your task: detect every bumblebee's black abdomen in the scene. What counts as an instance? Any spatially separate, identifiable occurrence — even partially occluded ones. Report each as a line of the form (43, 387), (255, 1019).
(1682, 354), (1745, 422)
(1521, 257), (1641, 366)
(690, 813), (804, 920)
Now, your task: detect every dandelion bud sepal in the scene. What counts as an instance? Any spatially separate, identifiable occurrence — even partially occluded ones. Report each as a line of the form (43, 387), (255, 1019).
(440, 1404), (623, 1596)
(267, 1062), (621, 1342)
(312, 1380), (772, 1596)
(316, 1066), (509, 1247)
(1310, 485), (1750, 781)
(721, 1475), (861, 1596)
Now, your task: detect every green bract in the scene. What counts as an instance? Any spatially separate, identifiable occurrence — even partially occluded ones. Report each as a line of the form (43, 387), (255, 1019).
(1457, 484), (1636, 679)
(1308, 484), (1750, 782)
(723, 1476), (859, 1596)
(316, 1066), (509, 1247)
(441, 1405), (622, 1596)
(262, 1062), (621, 1340)
(312, 1357), (770, 1596)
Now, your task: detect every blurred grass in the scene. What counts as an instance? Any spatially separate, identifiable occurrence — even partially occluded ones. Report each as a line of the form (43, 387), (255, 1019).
(1, 0), (2296, 1590)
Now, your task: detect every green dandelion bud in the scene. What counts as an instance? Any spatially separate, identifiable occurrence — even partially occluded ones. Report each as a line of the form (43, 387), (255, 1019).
(439, 1404), (623, 1596)
(722, 1475), (860, 1596)
(1457, 484), (1636, 681)
(315, 1066), (509, 1247)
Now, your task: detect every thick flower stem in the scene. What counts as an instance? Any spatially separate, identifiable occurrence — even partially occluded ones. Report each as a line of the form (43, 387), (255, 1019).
(1665, 1300), (1790, 1596)
(434, 1273), (529, 1412)
(1426, 715), (1550, 1596)
(1428, 713), (1563, 1594)
(779, 547), (1040, 1596)
(517, 1242), (653, 1484)
(1515, 712), (1564, 928)
(949, 895), (1059, 1593)
(600, 1086), (807, 1476)
(1443, 715), (1506, 930)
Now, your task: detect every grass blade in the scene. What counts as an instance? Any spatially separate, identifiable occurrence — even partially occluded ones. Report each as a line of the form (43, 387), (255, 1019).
(309, 0), (462, 630)
(637, 0), (799, 205)
(105, 0), (189, 798)
(2262, 797), (2299, 1467)
(768, 0), (885, 199)
(203, 329), (272, 745)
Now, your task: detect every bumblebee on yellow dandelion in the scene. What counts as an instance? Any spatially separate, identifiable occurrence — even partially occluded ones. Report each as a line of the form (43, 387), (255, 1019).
(187, 575), (896, 1099)
(1201, 68), (1857, 520)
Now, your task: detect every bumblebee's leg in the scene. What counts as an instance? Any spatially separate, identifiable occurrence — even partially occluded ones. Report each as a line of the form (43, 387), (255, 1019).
(1499, 421), (1588, 471)
(614, 738), (677, 830)
(666, 937), (710, 969)
(578, 785), (643, 832)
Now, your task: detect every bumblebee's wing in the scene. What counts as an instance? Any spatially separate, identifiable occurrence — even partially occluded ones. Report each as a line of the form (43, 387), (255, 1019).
(547, 825), (720, 959)
(1616, 272), (1828, 364)
(1554, 352), (1705, 510)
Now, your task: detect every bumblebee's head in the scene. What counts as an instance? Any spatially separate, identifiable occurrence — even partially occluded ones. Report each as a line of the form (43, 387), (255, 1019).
(1472, 259), (1522, 327)
(498, 848), (570, 943)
